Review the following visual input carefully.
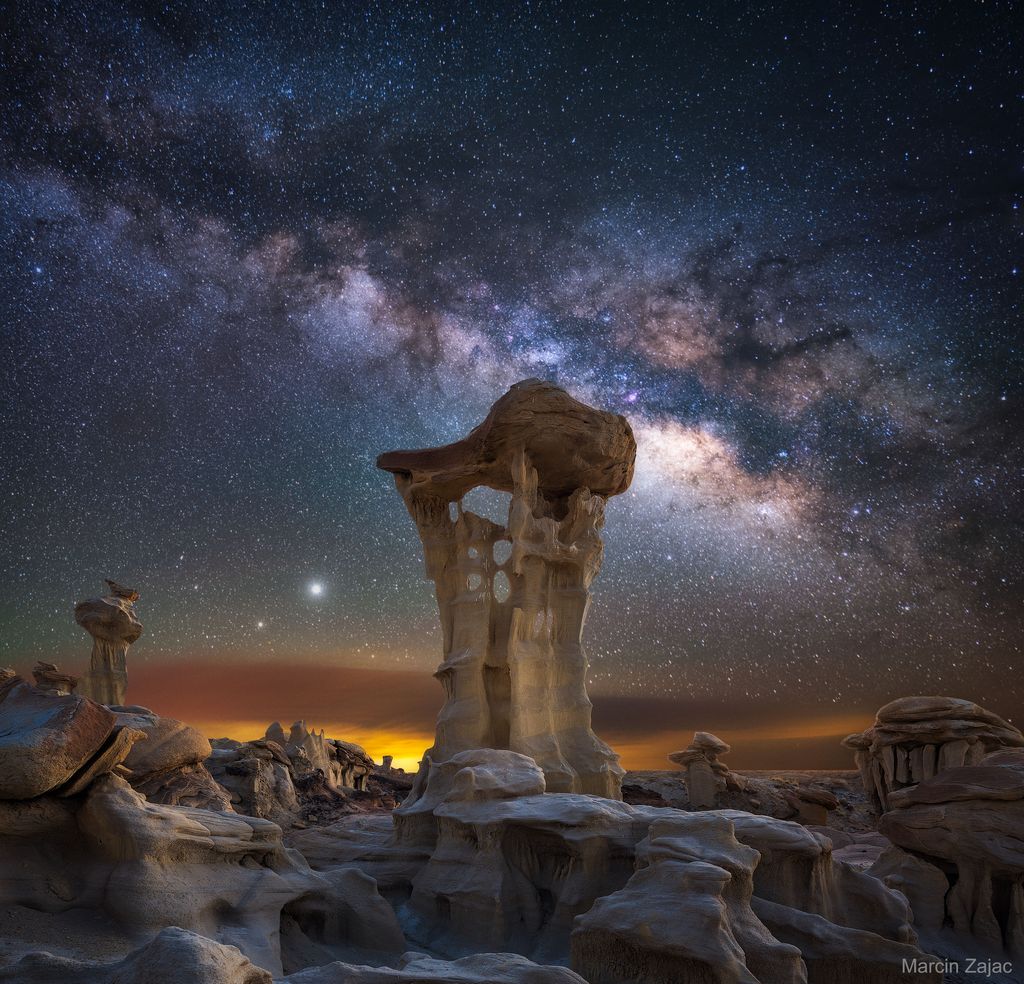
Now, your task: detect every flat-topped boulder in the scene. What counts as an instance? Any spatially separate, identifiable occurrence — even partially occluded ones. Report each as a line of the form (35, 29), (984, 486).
(377, 378), (636, 501)
(843, 694), (1023, 809)
(30, 662), (78, 696)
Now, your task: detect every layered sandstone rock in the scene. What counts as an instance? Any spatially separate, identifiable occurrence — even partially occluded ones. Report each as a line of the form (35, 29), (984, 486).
(382, 748), (938, 980)
(74, 580), (143, 706)
(0, 676), (139, 799)
(378, 379), (634, 806)
(574, 810), (939, 983)
(207, 736), (301, 820)
(572, 813), (806, 984)
(722, 811), (923, 957)
(843, 696), (1024, 810)
(399, 751), (656, 961)
(206, 723), (377, 823)
(876, 747), (1024, 962)
(268, 721), (376, 791)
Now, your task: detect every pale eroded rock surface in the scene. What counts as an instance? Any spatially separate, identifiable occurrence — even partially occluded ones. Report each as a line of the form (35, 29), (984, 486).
(574, 809), (939, 983)
(572, 812), (806, 984)
(0, 927), (272, 984)
(367, 748), (938, 981)
(875, 747), (1024, 964)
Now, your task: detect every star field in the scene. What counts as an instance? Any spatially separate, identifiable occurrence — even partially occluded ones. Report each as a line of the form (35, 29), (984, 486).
(1, 2), (1022, 750)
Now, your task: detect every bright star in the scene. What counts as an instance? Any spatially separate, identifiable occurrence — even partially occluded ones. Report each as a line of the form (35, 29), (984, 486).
(308, 582), (324, 596)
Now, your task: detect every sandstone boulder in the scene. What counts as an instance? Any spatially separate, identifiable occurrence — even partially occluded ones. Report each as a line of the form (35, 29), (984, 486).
(109, 707), (231, 811)
(30, 661), (77, 695)
(114, 707), (211, 773)
(0, 678), (117, 799)
(394, 748), (546, 847)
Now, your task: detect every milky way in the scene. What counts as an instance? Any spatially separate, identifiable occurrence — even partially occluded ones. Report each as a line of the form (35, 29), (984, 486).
(2, 2), (1022, 760)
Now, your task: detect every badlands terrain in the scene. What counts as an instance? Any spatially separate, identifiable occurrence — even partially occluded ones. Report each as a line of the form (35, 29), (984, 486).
(1, 382), (1021, 984)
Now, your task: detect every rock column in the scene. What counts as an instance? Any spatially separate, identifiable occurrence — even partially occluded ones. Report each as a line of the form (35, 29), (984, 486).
(378, 379), (635, 803)
(75, 579), (142, 706)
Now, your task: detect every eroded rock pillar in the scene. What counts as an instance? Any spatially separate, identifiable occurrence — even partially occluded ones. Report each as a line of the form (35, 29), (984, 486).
(378, 379), (635, 803)
(75, 579), (142, 706)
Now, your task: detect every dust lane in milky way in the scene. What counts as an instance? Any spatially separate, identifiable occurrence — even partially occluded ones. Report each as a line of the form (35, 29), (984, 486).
(1, 3), (1021, 760)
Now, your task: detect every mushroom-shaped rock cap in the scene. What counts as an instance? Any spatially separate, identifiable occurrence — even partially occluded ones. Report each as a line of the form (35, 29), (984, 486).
(668, 731), (731, 766)
(841, 731), (872, 750)
(667, 748), (704, 767)
(844, 695), (1024, 752)
(377, 378), (636, 501)
(75, 596), (143, 644)
(876, 695), (1015, 729)
(690, 731), (731, 755)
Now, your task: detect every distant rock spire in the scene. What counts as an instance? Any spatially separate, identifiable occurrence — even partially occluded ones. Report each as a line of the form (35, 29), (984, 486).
(75, 579), (143, 706)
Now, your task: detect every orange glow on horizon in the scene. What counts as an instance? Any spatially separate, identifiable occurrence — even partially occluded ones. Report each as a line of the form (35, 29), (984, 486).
(12, 656), (872, 773)
(186, 710), (867, 775)
(604, 712), (868, 771)
(192, 719), (434, 773)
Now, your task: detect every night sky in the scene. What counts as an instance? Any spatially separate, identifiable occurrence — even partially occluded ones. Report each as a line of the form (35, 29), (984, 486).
(2, 2), (1022, 769)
